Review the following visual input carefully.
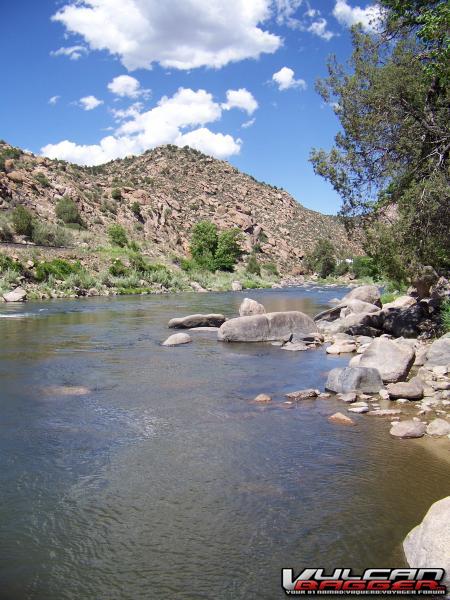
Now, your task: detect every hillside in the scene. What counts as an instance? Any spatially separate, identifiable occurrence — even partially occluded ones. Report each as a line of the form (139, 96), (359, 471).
(0, 142), (360, 269)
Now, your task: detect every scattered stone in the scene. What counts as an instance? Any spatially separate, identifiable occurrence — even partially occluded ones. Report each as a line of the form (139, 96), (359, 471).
(281, 401), (295, 409)
(359, 337), (415, 383)
(326, 342), (356, 354)
(426, 418), (450, 437)
(390, 420), (426, 438)
(231, 281), (243, 292)
(281, 342), (309, 351)
(217, 311), (318, 343)
(337, 392), (357, 403)
(413, 346), (428, 366)
(386, 377), (424, 400)
(368, 409), (402, 416)
(169, 314), (226, 328)
(403, 496), (450, 590)
(162, 333), (192, 346)
(253, 393), (272, 404)
(328, 412), (356, 426)
(318, 392), (331, 399)
(239, 297), (266, 316)
(431, 380), (450, 391)
(432, 365), (448, 376)
(285, 389), (319, 400)
(325, 367), (383, 394)
(2, 286), (27, 302)
(348, 404), (369, 413)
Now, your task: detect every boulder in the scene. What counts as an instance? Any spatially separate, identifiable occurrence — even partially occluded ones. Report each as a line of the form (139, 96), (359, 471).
(285, 389), (319, 400)
(359, 337), (415, 383)
(190, 281), (207, 293)
(281, 342), (309, 351)
(326, 342), (356, 354)
(325, 367), (383, 394)
(412, 265), (439, 299)
(382, 303), (429, 338)
(426, 418), (450, 437)
(162, 333), (192, 346)
(217, 311), (318, 343)
(239, 298), (266, 317)
(168, 314), (226, 328)
(253, 393), (272, 404)
(7, 170), (24, 183)
(337, 392), (357, 403)
(390, 420), (426, 438)
(341, 285), (381, 307)
(316, 313), (375, 335)
(328, 412), (356, 426)
(386, 377), (424, 400)
(2, 286), (27, 302)
(425, 333), (450, 367)
(403, 496), (450, 589)
(314, 300), (379, 323)
(231, 281), (242, 292)
(382, 295), (416, 310)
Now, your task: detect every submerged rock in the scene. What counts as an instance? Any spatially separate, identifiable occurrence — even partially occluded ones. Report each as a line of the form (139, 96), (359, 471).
(253, 393), (272, 404)
(168, 314), (225, 328)
(162, 333), (192, 346)
(403, 496), (450, 590)
(328, 412), (356, 426)
(217, 311), (318, 343)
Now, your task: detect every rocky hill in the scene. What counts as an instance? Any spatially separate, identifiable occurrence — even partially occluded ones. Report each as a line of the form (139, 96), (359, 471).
(0, 142), (361, 272)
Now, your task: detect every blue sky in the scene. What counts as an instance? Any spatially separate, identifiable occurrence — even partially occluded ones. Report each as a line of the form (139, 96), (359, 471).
(0, 0), (381, 215)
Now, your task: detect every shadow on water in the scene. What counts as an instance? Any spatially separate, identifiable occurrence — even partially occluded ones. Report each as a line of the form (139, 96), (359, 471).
(0, 287), (449, 600)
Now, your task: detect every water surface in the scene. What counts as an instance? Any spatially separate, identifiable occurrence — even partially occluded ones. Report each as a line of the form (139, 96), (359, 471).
(1, 286), (449, 600)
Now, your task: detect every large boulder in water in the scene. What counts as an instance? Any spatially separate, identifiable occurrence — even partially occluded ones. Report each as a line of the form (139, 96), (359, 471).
(217, 311), (317, 342)
(325, 367), (383, 393)
(403, 496), (450, 590)
(239, 298), (266, 316)
(162, 333), (192, 346)
(3, 286), (27, 302)
(341, 285), (381, 307)
(168, 314), (226, 328)
(359, 337), (415, 383)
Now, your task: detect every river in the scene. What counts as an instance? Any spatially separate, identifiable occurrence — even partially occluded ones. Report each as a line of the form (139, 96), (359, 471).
(0, 286), (449, 599)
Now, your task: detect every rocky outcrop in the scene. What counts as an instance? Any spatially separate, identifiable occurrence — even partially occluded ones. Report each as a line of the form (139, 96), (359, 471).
(239, 298), (266, 317)
(162, 333), (192, 346)
(168, 314), (226, 329)
(2, 286), (27, 302)
(217, 311), (318, 342)
(403, 496), (450, 589)
(325, 367), (383, 393)
(359, 338), (415, 383)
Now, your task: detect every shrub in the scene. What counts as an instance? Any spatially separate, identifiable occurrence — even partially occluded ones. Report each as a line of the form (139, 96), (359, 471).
(34, 172), (50, 187)
(263, 262), (278, 276)
(190, 221), (218, 270)
(334, 261), (350, 276)
(351, 256), (380, 279)
(0, 254), (22, 273)
(0, 216), (13, 242)
(246, 253), (261, 276)
(111, 188), (122, 201)
(12, 206), (33, 236)
(215, 229), (243, 271)
(109, 259), (129, 277)
(304, 239), (336, 278)
(441, 299), (450, 333)
(35, 259), (81, 282)
(56, 197), (83, 226)
(31, 221), (73, 247)
(108, 224), (128, 247)
(131, 202), (142, 219)
(179, 257), (197, 272)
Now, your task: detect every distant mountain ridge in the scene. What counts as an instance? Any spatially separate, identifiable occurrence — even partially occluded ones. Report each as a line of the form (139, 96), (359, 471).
(0, 142), (361, 271)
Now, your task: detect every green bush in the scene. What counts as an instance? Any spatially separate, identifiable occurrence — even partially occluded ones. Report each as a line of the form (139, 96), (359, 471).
(246, 253), (261, 276)
(109, 259), (129, 277)
(111, 188), (122, 201)
(179, 257), (197, 272)
(0, 254), (22, 274)
(31, 221), (73, 247)
(190, 221), (243, 272)
(12, 206), (33, 236)
(351, 256), (380, 279)
(263, 262), (279, 276)
(0, 147), (21, 171)
(56, 197), (83, 226)
(108, 224), (128, 247)
(34, 172), (50, 187)
(304, 239), (336, 278)
(35, 259), (82, 282)
(0, 217), (13, 242)
(130, 202), (142, 219)
(334, 261), (349, 276)
(441, 299), (450, 333)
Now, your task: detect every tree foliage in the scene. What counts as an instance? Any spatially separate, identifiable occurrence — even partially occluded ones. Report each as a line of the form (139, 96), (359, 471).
(310, 0), (449, 278)
(305, 239), (336, 278)
(190, 221), (243, 271)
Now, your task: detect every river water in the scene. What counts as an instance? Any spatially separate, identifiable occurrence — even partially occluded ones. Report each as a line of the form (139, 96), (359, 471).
(0, 286), (449, 600)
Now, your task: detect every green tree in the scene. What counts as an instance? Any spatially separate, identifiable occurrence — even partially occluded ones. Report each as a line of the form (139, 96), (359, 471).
(108, 224), (128, 247)
(12, 206), (33, 236)
(56, 197), (83, 225)
(310, 1), (449, 278)
(190, 221), (218, 270)
(305, 239), (336, 278)
(215, 229), (243, 271)
(246, 253), (261, 276)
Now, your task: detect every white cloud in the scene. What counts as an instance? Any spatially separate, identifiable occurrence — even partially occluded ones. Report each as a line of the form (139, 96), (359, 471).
(108, 75), (149, 99)
(275, 0), (304, 25)
(79, 95), (104, 111)
(242, 118), (256, 128)
(50, 45), (88, 60)
(52, 0), (281, 71)
(333, 0), (383, 33)
(222, 89), (258, 115)
(49, 95), (60, 105)
(111, 102), (144, 121)
(308, 18), (335, 40)
(272, 67), (306, 91)
(41, 87), (245, 165)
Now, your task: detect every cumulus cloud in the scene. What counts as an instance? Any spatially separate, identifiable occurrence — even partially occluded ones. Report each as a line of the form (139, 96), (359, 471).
(50, 45), (88, 60)
(222, 89), (258, 115)
(272, 67), (307, 91)
(333, 0), (383, 33)
(79, 95), (104, 110)
(41, 87), (248, 165)
(51, 0), (281, 71)
(308, 18), (334, 40)
(108, 75), (150, 99)
(48, 95), (60, 105)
